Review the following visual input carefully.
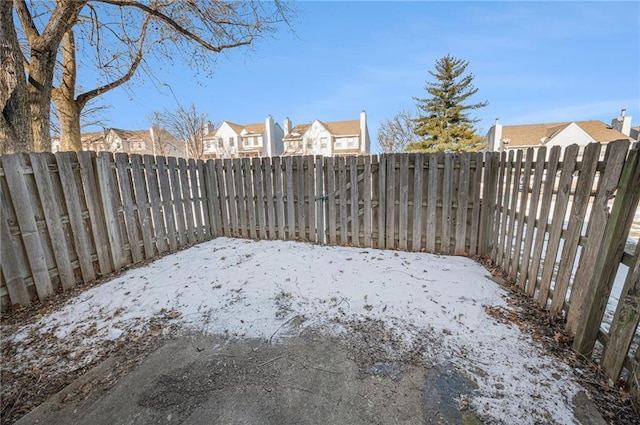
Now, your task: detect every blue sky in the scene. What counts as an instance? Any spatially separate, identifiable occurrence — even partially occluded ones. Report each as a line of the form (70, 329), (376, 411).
(87, 1), (640, 153)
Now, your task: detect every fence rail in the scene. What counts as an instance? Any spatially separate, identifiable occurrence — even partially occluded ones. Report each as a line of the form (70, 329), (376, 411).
(1, 141), (639, 405)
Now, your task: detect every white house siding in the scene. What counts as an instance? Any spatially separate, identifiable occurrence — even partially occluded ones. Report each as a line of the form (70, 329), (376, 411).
(212, 122), (240, 157)
(302, 121), (334, 156)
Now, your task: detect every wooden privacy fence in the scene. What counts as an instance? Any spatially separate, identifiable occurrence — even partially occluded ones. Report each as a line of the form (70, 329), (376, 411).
(1, 140), (639, 402)
(490, 140), (640, 397)
(0, 150), (494, 307)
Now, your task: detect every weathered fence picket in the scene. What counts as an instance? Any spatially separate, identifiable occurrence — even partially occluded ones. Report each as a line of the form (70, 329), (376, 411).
(550, 143), (600, 316)
(131, 154), (155, 258)
(252, 157), (266, 239)
(29, 153), (75, 290)
(144, 155), (167, 254)
(537, 145), (579, 306)
(566, 141), (630, 336)
(518, 148), (545, 290)
(526, 146), (560, 297)
(157, 156), (179, 251)
(243, 158), (257, 239)
(2, 154), (53, 301)
(197, 160), (211, 239)
(468, 153), (483, 256)
(412, 154), (424, 252)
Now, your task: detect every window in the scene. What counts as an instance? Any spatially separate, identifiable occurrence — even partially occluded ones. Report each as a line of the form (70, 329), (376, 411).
(205, 141), (214, 151)
(257, 136), (263, 146)
(347, 137), (358, 148)
(335, 139), (343, 149)
(229, 137), (235, 147)
(249, 136), (256, 146)
(321, 137), (328, 148)
(218, 138), (224, 148)
(306, 138), (313, 149)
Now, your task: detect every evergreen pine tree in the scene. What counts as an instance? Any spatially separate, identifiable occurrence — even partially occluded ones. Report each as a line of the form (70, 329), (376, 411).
(408, 55), (488, 153)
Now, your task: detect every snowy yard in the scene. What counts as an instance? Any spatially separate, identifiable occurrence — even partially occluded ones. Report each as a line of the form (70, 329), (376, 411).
(3, 237), (591, 424)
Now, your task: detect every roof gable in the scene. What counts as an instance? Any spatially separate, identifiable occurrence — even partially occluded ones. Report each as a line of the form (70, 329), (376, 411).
(222, 121), (244, 134)
(283, 123), (311, 140)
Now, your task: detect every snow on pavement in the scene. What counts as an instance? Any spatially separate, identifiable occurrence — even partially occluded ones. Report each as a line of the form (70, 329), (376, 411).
(5, 237), (584, 424)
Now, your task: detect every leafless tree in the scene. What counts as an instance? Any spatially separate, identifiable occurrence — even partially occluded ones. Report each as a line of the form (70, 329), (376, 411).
(1, 0), (293, 153)
(148, 111), (183, 157)
(377, 109), (419, 153)
(156, 104), (210, 160)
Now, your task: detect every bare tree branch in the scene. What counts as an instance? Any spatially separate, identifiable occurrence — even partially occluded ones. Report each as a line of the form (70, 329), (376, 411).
(75, 15), (150, 109)
(94, 0), (255, 52)
(14, 0), (40, 44)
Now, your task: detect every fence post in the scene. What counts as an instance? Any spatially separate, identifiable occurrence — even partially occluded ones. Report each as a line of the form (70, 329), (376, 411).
(570, 144), (640, 355)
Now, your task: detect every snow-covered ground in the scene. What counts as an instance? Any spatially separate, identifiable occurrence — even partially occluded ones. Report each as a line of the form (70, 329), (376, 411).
(5, 237), (587, 424)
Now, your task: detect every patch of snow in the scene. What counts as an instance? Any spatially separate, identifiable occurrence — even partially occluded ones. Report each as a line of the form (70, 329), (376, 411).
(107, 327), (124, 340)
(3, 237), (585, 424)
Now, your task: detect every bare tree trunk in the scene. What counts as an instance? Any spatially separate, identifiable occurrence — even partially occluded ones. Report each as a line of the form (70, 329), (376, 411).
(13, 0), (86, 152)
(28, 47), (57, 152)
(0, 2), (33, 153)
(52, 29), (82, 151)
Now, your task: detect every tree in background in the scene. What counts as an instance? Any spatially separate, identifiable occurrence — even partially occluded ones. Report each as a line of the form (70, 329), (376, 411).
(408, 55), (488, 153)
(377, 109), (419, 153)
(148, 111), (182, 157)
(1, 1), (293, 153)
(156, 104), (211, 160)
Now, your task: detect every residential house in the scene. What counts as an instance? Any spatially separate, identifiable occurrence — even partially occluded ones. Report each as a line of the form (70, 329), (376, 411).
(485, 109), (635, 157)
(282, 111), (370, 156)
(53, 128), (186, 157)
(202, 116), (284, 159)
